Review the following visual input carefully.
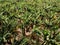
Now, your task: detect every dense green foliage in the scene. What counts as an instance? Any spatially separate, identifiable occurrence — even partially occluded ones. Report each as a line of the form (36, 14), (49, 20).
(0, 0), (60, 45)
